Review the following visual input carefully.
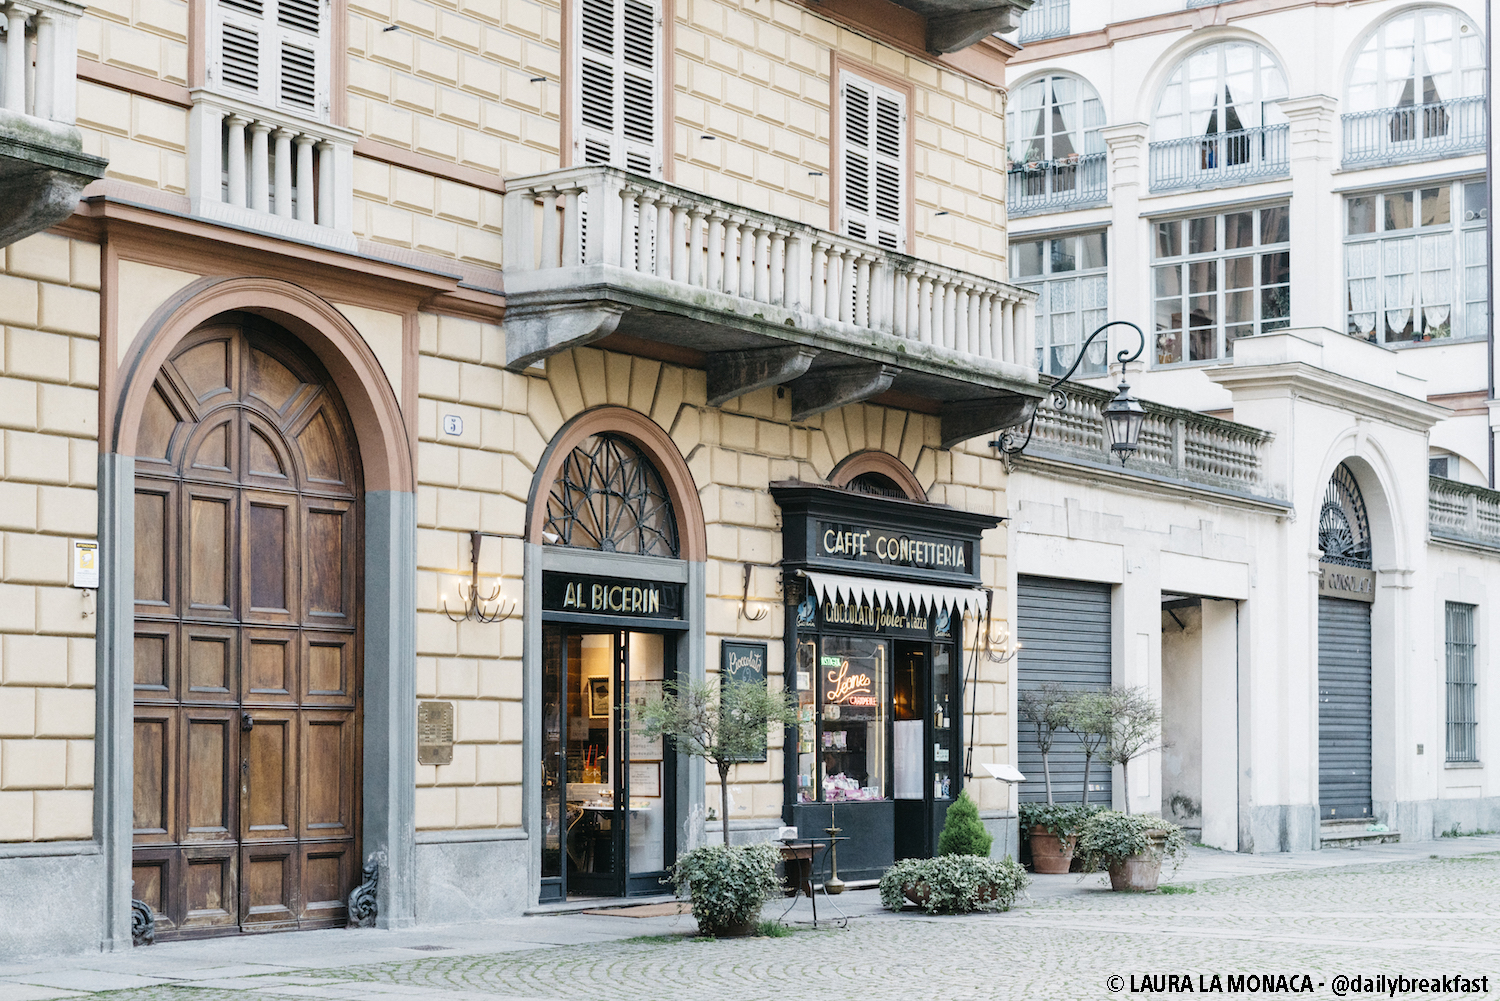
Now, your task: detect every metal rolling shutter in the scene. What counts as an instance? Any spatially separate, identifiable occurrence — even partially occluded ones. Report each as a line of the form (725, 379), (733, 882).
(1318, 596), (1372, 820)
(1016, 576), (1113, 805)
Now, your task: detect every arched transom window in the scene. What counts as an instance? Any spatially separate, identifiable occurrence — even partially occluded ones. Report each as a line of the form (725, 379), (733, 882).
(1153, 41), (1288, 142)
(1008, 73), (1105, 164)
(545, 433), (679, 558)
(1347, 8), (1484, 113)
(1319, 463), (1372, 569)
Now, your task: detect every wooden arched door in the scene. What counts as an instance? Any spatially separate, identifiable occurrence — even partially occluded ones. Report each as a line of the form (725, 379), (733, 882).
(131, 315), (363, 939)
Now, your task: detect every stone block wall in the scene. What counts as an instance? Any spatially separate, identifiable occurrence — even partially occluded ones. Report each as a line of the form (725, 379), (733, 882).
(0, 234), (102, 842)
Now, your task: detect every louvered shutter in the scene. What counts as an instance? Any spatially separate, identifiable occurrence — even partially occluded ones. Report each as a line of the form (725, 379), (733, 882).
(840, 73), (906, 251)
(213, 0), (327, 118)
(575, 0), (659, 175)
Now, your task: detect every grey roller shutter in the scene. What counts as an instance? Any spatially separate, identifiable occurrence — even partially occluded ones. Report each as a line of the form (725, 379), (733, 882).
(1318, 596), (1372, 820)
(1016, 576), (1113, 805)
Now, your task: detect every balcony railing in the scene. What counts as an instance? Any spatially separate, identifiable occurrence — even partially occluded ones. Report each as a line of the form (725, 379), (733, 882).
(1342, 96), (1487, 168)
(1149, 124), (1289, 193)
(1, 0), (82, 123)
(1029, 381), (1273, 495)
(505, 167), (1037, 368)
(1017, 0), (1068, 42)
(1429, 476), (1500, 550)
(1008, 153), (1107, 216)
(186, 90), (358, 251)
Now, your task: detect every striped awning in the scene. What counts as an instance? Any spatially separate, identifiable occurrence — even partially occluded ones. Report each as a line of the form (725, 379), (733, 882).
(801, 570), (982, 615)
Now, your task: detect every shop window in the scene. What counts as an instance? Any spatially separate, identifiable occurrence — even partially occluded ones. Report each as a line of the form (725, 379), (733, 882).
(572, 0), (662, 174)
(796, 636), (888, 803)
(1152, 205), (1290, 365)
(1445, 602), (1477, 763)
(1344, 180), (1488, 344)
(544, 433), (680, 557)
(1011, 230), (1108, 377)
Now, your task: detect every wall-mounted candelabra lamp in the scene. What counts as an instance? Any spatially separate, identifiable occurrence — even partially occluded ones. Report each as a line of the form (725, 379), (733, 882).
(441, 531), (519, 623)
(991, 320), (1148, 466)
(738, 562), (770, 622)
(978, 589), (1021, 664)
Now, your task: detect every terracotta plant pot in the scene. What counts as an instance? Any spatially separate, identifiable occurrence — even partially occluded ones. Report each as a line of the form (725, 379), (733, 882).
(703, 917), (759, 937)
(1106, 831), (1167, 892)
(1029, 826), (1077, 874)
(902, 880), (931, 907)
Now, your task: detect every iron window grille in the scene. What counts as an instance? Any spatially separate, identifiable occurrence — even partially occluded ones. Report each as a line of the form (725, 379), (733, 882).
(1445, 601), (1478, 763)
(1319, 464), (1372, 569)
(544, 433), (680, 558)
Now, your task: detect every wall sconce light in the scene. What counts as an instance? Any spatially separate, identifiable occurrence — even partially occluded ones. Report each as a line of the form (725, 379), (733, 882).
(442, 531), (518, 623)
(738, 562), (768, 621)
(979, 589), (1020, 663)
(990, 320), (1147, 466)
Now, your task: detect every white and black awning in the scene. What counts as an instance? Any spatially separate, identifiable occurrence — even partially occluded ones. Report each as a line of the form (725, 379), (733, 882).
(801, 570), (982, 616)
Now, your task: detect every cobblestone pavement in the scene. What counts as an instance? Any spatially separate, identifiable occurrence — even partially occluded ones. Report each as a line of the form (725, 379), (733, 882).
(4, 837), (1499, 1001)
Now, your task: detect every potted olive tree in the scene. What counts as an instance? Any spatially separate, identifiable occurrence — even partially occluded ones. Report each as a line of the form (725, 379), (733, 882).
(1077, 811), (1187, 892)
(1102, 686), (1165, 815)
(1018, 682), (1087, 873)
(1064, 689), (1114, 810)
(637, 676), (799, 936)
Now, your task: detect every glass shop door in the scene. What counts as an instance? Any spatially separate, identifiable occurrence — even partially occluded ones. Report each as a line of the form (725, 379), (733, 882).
(893, 641), (960, 858)
(540, 626), (674, 902)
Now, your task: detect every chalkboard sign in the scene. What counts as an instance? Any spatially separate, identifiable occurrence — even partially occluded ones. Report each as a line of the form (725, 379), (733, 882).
(722, 640), (769, 763)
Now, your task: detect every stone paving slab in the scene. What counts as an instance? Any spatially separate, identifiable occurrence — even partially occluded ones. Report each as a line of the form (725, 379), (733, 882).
(0, 986), (87, 1001)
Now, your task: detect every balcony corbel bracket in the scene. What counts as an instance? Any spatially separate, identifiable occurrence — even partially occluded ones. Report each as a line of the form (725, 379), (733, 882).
(941, 396), (1037, 450)
(706, 345), (818, 407)
(789, 364), (900, 422)
(503, 301), (628, 371)
(926, 4), (1023, 54)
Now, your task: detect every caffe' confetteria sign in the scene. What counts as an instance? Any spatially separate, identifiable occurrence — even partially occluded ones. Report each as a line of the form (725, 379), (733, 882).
(816, 521), (972, 572)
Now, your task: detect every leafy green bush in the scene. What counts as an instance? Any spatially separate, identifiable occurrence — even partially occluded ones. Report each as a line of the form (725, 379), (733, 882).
(1076, 811), (1187, 874)
(878, 855), (1029, 914)
(670, 843), (784, 937)
(1018, 802), (1098, 841)
(937, 789), (993, 857)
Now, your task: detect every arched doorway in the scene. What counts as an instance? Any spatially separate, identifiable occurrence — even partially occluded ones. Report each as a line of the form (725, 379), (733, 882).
(1317, 462), (1374, 821)
(130, 314), (364, 938)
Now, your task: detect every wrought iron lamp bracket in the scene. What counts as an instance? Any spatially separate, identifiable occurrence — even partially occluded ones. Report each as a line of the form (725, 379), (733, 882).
(738, 561), (769, 621)
(991, 320), (1147, 464)
(442, 531), (521, 623)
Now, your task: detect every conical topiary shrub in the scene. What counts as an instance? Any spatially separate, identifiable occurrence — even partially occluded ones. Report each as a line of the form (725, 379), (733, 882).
(937, 789), (993, 857)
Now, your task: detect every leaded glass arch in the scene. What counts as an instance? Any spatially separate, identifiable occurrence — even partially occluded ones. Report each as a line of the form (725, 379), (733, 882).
(1319, 463), (1372, 568)
(544, 433), (680, 558)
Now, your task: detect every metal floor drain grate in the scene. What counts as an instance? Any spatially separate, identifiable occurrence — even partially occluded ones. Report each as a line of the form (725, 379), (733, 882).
(405, 945), (454, 952)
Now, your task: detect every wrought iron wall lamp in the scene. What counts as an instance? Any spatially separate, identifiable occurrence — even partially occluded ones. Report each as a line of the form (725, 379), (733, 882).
(738, 562), (770, 621)
(991, 320), (1148, 465)
(441, 531), (519, 623)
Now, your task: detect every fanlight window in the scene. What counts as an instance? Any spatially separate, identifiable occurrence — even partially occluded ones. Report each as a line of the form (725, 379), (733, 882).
(1153, 42), (1288, 142)
(545, 434), (679, 558)
(1347, 8), (1484, 114)
(1319, 463), (1372, 568)
(1008, 72), (1105, 165)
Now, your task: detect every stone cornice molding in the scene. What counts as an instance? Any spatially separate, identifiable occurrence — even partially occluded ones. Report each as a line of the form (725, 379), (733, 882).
(1207, 363), (1451, 433)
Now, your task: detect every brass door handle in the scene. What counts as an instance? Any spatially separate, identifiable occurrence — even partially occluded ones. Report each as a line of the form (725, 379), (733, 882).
(241, 712), (255, 732)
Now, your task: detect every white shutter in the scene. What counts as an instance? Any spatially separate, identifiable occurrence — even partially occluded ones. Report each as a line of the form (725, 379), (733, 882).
(840, 72), (906, 251)
(211, 0), (328, 119)
(574, 0), (660, 175)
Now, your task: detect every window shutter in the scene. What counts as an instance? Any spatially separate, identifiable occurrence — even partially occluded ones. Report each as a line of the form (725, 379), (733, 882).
(575, 0), (659, 175)
(216, 0), (264, 98)
(841, 73), (905, 251)
(272, 0), (326, 116)
(212, 0), (326, 117)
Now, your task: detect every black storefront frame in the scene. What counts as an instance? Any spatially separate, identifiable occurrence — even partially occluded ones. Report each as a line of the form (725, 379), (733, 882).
(539, 571), (688, 903)
(771, 482), (1000, 881)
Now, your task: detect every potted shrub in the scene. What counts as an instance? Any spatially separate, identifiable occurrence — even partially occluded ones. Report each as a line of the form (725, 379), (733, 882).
(936, 789), (992, 857)
(670, 842), (784, 936)
(879, 856), (1029, 915)
(1018, 803), (1089, 874)
(1076, 811), (1187, 892)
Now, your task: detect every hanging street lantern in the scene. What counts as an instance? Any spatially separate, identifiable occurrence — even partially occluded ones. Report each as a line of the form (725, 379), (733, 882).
(991, 320), (1149, 466)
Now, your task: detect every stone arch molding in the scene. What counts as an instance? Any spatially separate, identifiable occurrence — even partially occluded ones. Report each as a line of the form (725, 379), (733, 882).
(113, 276), (412, 491)
(829, 449), (927, 501)
(525, 405), (709, 562)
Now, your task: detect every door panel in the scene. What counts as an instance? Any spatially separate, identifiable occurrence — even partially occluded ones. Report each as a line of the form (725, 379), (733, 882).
(132, 319), (363, 940)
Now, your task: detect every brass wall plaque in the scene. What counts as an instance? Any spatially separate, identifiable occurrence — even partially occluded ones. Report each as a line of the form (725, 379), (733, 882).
(417, 701), (455, 765)
(1318, 562), (1375, 603)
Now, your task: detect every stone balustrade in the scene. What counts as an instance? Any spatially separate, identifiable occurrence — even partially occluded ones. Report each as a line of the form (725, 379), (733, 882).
(1429, 476), (1500, 550)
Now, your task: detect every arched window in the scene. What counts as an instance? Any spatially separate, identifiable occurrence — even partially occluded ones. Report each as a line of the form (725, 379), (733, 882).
(1347, 8), (1484, 114)
(544, 433), (680, 557)
(1153, 42), (1288, 142)
(1008, 73), (1105, 164)
(1319, 463), (1372, 568)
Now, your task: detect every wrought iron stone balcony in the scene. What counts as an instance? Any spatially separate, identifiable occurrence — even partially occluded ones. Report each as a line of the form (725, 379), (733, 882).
(186, 90), (360, 251)
(1149, 124), (1289, 193)
(503, 166), (1045, 446)
(0, 0), (107, 247)
(1429, 476), (1500, 550)
(1008, 152), (1106, 216)
(1016, 0), (1067, 43)
(1342, 97), (1487, 168)
(1027, 380), (1274, 497)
